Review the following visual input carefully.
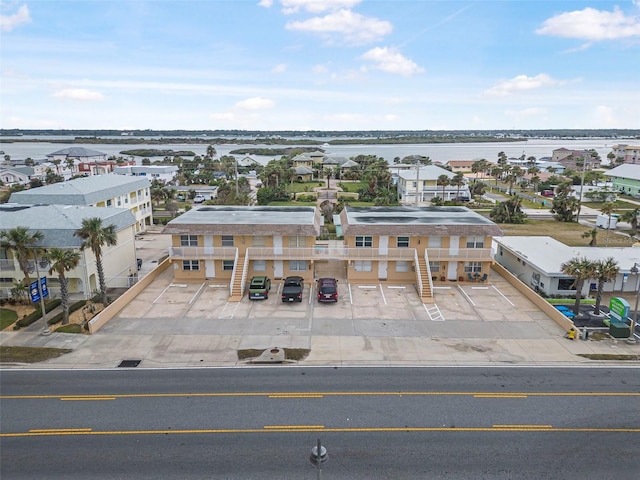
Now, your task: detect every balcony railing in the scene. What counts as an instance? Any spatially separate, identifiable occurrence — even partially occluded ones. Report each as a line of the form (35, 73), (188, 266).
(426, 248), (493, 261)
(169, 246), (238, 259)
(168, 245), (494, 263)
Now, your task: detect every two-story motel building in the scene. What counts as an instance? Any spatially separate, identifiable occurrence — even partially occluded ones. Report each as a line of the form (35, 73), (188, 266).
(162, 206), (502, 303)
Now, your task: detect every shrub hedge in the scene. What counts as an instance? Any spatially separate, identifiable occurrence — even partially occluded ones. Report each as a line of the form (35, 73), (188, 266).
(14, 299), (62, 330)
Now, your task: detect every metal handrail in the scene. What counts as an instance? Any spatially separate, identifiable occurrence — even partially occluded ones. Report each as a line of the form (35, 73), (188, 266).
(425, 248), (493, 261)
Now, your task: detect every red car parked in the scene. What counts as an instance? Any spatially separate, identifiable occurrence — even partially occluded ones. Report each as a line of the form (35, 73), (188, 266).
(317, 278), (338, 303)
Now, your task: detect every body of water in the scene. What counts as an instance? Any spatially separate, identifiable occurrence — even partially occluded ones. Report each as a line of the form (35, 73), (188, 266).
(0, 138), (620, 166)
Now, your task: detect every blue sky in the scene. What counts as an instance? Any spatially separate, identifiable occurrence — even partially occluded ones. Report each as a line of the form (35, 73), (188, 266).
(1, 0), (639, 130)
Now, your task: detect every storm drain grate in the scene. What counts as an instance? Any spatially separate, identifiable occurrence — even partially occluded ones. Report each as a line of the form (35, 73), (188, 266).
(117, 359), (141, 368)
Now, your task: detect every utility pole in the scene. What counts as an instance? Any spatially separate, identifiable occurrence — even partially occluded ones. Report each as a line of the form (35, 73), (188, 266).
(414, 164), (420, 206)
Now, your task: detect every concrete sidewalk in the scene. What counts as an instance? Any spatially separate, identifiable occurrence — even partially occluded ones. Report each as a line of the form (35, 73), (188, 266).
(1, 317), (638, 369)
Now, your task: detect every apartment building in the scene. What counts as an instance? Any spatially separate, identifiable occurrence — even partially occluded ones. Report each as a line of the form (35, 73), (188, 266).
(610, 144), (640, 165)
(397, 165), (471, 204)
(0, 204), (138, 299)
(113, 164), (179, 183)
(9, 174), (152, 233)
(551, 148), (601, 170)
(162, 205), (502, 303)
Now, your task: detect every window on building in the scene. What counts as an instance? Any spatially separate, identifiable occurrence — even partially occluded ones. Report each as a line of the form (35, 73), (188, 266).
(396, 261), (409, 272)
(117, 197), (122, 206)
(288, 236), (305, 247)
(222, 260), (234, 271)
(289, 260), (307, 271)
(221, 235), (234, 247)
(464, 261), (482, 273)
(182, 260), (199, 271)
(253, 260), (266, 271)
(429, 261), (440, 273)
(180, 235), (198, 246)
(354, 260), (372, 272)
(558, 278), (576, 290)
(355, 236), (373, 247)
(252, 236), (266, 247)
(396, 236), (410, 248)
(106, 199), (112, 206)
(466, 236), (484, 248)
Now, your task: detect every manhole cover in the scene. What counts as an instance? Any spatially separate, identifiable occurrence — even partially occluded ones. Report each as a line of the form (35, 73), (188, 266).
(117, 359), (141, 368)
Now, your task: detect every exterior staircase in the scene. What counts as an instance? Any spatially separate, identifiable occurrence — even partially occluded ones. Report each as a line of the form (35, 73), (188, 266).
(228, 255), (246, 301)
(416, 255), (434, 303)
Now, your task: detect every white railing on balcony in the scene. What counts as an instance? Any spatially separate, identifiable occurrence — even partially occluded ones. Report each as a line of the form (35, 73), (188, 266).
(247, 246), (417, 261)
(229, 249), (240, 297)
(169, 246), (238, 259)
(425, 248), (493, 261)
(26, 259), (50, 273)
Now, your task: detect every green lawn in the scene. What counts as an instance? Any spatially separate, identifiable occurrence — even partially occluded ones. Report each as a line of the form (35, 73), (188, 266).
(0, 308), (18, 330)
(499, 219), (634, 247)
(0, 346), (72, 363)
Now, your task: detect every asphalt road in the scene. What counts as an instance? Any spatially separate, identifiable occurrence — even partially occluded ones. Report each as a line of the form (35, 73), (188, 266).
(1, 367), (639, 479)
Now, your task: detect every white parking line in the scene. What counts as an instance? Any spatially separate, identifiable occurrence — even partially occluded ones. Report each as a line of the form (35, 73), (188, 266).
(492, 285), (516, 306)
(152, 283), (175, 304)
(457, 285), (476, 306)
(348, 283), (353, 304)
(379, 284), (387, 305)
(189, 283), (206, 304)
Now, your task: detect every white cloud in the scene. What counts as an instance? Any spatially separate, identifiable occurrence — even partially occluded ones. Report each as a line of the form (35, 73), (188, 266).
(280, 0), (361, 15)
(271, 63), (287, 73)
(234, 96), (275, 110)
(257, 0), (274, 8)
(536, 7), (640, 41)
(360, 47), (424, 76)
(0, 4), (31, 32)
(286, 9), (392, 45)
(484, 74), (566, 97)
(52, 89), (104, 101)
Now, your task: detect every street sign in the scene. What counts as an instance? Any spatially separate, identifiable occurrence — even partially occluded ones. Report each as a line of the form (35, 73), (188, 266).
(29, 277), (49, 303)
(30, 280), (40, 303)
(40, 277), (49, 299)
(609, 297), (630, 322)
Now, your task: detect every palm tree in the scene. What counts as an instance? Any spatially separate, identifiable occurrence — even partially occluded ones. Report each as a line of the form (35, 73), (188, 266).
(0, 226), (44, 286)
(621, 208), (640, 234)
(450, 173), (465, 200)
(591, 258), (619, 316)
(42, 248), (81, 325)
(599, 201), (616, 246)
(560, 256), (595, 315)
(581, 228), (598, 246)
(437, 174), (450, 201)
(74, 218), (117, 305)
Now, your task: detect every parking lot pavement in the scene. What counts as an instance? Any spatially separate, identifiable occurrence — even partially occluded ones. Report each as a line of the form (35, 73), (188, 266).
(5, 266), (639, 369)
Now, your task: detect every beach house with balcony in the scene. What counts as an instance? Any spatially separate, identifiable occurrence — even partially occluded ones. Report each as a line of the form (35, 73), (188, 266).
(9, 174), (152, 233)
(397, 165), (471, 204)
(162, 205), (502, 303)
(0, 204), (137, 299)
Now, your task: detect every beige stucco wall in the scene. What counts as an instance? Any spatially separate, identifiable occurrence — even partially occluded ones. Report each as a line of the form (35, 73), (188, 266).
(88, 258), (171, 334)
(492, 262), (574, 332)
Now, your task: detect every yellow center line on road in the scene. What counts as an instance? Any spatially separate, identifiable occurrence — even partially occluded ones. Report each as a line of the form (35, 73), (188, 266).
(264, 425), (324, 429)
(60, 397), (116, 401)
(493, 424), (553, 429)
(268, 394), (324, 398)
(474, 394), (528, 398)
(2, 391), (639, 400)
(29, 428), (93, 433)
(3, 426), (639, 438)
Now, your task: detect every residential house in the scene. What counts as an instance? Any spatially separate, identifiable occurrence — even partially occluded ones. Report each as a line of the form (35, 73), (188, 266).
(161, 205), (502, 303)
(294, 166), (314, 182)
(9, 174), (152, 233)
(47, 147), (109, 176)
(0, 166), (33, 186)
(494, 236), (640, 296)
(551, 148), (601, 171)
(397, 165), (471, 204)
(610, 144), (640, 165)
(444, 160), (477, 173)
(114, 164), (179, 183)
(78, 159), (135, 176)
(0, 204), (138, 299)
(604, 164), (640, 196)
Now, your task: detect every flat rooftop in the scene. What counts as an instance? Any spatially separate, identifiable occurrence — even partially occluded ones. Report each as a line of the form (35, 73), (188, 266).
(344, 206), (498, 226)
